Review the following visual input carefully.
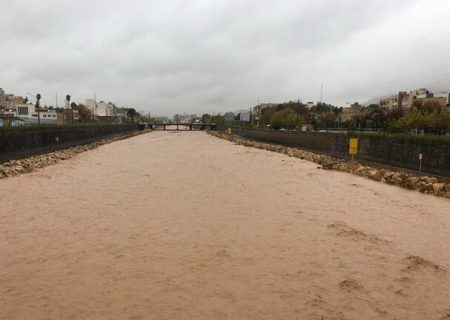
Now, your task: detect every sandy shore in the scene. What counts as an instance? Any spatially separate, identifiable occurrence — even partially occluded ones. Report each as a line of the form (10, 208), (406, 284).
(1, 131), (449, 319)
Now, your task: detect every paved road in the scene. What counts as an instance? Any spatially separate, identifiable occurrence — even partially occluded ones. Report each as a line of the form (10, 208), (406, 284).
(1, 132), (450, 319)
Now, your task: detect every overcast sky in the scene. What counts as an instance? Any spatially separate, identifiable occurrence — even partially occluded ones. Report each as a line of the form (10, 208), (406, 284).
(1, 0), (450, 116)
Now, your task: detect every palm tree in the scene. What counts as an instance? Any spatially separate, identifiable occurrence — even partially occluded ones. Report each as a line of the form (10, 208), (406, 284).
(36, 93), (41, 125)
(126, 108), (137, 123)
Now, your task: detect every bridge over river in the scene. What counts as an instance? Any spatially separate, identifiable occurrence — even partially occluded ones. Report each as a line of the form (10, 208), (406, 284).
(1, 131), (450, 319)
(147, 123), (216, 131)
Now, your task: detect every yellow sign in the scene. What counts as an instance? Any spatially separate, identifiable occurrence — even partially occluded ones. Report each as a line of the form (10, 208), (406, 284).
(227, 128), (232, 134)
(349, 138), (358, 155)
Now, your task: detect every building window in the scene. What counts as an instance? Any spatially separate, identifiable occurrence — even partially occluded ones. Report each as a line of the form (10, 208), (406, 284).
(32, 114), (38, 117)
(17, 106), (28, 115)
(43, 114), (47, 118)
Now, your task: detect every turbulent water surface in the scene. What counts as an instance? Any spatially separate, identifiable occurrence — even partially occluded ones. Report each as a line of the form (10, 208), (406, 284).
(1, 131), (450, 319)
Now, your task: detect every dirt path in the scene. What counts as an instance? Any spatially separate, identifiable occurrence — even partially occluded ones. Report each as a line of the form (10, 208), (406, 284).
(1, 131), (449, 319)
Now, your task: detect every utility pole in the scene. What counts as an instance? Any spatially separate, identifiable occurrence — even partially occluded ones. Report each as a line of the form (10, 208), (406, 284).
(320, 84), (323, 103)
(320, 84), (324, 116)
(94, 93), (96, 123)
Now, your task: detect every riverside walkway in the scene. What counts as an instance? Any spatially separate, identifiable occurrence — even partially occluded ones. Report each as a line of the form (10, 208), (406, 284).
(1, 131), (450, 319)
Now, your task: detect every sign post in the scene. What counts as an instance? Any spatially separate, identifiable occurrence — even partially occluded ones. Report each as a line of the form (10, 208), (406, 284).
(349, 138), (358, 160)
(419, 153), (423, 172)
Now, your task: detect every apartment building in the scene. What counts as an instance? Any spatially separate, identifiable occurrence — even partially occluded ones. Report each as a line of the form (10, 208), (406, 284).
(340, 102), (363, 122)
(86, 99), (116, 117)
(0, 88), (6, 110)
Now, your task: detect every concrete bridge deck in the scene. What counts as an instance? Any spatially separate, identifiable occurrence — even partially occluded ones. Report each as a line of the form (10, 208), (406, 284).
(1, 131), (450, 319)
(148, 123), (216, 131)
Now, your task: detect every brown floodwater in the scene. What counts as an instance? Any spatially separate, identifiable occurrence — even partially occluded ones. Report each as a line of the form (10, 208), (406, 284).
(1, 131), (449, 319)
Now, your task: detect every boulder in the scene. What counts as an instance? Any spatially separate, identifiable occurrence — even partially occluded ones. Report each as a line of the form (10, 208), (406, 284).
(424, 176), (438, 184)
(418, 181), (433, 193)
(320, 159), (337, 170)
(432, 183), (446, 195)
(406, 177), (420, 190)
(368, 169), (382, 181)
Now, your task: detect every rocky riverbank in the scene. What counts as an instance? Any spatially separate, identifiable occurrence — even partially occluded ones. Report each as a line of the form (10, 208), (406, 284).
(0, 130), (151, 179)
(209, 131), (450, 199)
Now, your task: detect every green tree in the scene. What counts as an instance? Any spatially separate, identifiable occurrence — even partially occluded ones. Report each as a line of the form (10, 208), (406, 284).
(211, 114), (224, 124)
(270, 107), (298, 130)
(412, 99), (442, 115)
(259, 106), (276, 128)
(318, 112), (337, 128)
(201, 113), (211, 124)
(366, 104), (385, 128)
(71, 103), (92, 122)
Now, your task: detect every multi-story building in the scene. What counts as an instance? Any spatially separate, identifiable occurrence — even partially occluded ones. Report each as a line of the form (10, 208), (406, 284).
(9, 95), (25, 106)
(379, 95), (398, 110)
(0, 88), (7, 110)
(86, 99), (116, 117)
(434, 92), (450, 106)
(340, 102), (363, 122)
(173, 113), (195, 123)
(153, 117), (170, 124)
(378, 88), (449, 112)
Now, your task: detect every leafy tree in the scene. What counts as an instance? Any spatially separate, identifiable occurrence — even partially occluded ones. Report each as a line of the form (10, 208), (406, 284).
(270, 107), (298, 130)
(259, 106), (276, 128)
(318, 112), (337, 128)
(211, 114), (224, 124)
(397, 110), (426, 131)
(412, 100), (442, 115)
(310, 102), (334, 114)
(71, 103), (92, 122)
(366, 105), (386, 128)
(201, 113), (211, 124)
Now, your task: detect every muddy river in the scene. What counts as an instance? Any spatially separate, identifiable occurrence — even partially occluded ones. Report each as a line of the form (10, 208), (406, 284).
(1, 131), (449, 319)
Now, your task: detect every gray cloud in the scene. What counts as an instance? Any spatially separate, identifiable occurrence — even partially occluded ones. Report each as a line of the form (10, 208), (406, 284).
(1, 0), (449, 115)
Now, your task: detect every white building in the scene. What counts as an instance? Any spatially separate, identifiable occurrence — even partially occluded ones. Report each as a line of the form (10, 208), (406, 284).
(12, 104), (57, 124)
(434, 92), (450, 105)
(86, 99), (116, 117)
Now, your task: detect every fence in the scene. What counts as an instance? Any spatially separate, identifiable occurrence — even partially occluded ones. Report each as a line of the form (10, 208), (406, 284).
(0, 124), (138, 162)
(217, 125), (450, 177)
